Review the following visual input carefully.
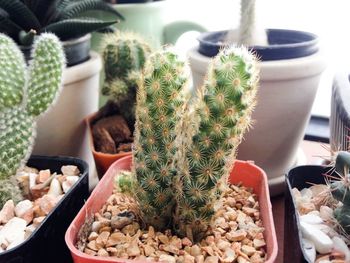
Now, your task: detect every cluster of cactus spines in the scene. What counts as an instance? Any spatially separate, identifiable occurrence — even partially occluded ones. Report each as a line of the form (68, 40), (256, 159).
(330, 151), (350, 234)
(101, 32), (152, 125)
(133, 50), (191, 230)
(175, 47), (259, 238)
(0, 33), (65, 183)
(128, 46), (259, 240)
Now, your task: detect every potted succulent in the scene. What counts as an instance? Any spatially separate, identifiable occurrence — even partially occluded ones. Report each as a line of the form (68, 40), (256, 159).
(0, 0), (123, 66)
(0, 33), (89, 263)
(285, 151), (350, 262)
(66, 46), (278, 262)
(188, 0), (327, 196)
(88, 31), (152, 177)
(0, 0), (124, 181)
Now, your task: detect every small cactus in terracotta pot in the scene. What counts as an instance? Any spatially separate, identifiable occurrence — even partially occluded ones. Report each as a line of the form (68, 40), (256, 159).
(0, 33), (65, 207)
(101, 31), (153, 126)
(119, 45), (260, 241)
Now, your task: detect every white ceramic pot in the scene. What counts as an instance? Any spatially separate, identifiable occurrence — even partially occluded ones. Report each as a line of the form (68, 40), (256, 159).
(33, 52), (102, 187)
(188, 47), (326, 196)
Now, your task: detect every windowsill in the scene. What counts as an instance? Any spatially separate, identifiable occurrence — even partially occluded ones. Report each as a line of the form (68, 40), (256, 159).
(304, 115), (330, 143)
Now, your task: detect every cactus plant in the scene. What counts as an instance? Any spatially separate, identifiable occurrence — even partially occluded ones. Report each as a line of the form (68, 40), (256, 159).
(0, 33), (65, 207)
(101, 31), (152, 126)
(330, 151), (350, 234)
(124, 46), (259, 241)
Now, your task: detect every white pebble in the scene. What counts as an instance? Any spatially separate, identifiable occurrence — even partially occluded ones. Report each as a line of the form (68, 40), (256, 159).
(6, 234), (25, 250)
(332, 236), (350, 261)
(62, 176), (79, 193)
(302, 238), (316, 263)
(48, 178), (63, 197)
(300, 188), (313, 200)
(300, 221), (333, 254)
(319, 206), (333, 221)
(0, 217), (26, 244)
(300, 214), (323, 225)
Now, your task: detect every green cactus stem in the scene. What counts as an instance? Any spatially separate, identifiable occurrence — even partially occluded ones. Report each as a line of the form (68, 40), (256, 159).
(175, 47), (259, 239)
(0, 33), (65, 198)
(133, 50), (190, 230)
(330, 151), (350, 234)
(101, 32), (152, 126)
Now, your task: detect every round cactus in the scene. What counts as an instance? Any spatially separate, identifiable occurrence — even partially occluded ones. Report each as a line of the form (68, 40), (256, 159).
(330, 151), (350, 234)
(0, 33), (65, 196)
(100, 32), (152, 125)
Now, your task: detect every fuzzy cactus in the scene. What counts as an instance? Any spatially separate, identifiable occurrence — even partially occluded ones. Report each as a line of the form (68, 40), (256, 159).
(124, 46), (259, 240)
(101, 32), (152, 126)
(0, 33), (65, 206)
(330, 151), (350, 234)
(133, 50), (190, 230)
(175, 47), (259, 239)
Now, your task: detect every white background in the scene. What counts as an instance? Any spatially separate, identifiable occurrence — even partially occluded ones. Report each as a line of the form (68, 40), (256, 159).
(165, 0), (350, 117)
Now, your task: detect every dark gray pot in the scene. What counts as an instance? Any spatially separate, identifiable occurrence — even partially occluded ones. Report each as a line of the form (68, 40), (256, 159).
(21, 34), (91, 67)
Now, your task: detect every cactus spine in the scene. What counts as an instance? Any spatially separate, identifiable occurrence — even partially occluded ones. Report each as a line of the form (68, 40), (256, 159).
(330, 151), (350, 234)
(101, 32), (152, 126)
(0, 33), (65, 207)
(128, 46), (259, 240)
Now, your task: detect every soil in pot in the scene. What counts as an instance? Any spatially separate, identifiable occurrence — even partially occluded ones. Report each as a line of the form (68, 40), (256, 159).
(76, 176), (267, 262)
(91, 102), (133, 155)
(0, 163), (83, 253)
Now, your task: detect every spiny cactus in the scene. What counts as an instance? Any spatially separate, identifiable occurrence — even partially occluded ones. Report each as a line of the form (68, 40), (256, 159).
(133, 50), (190, 230)
(175, 47), (259, 239)
(125, 46), (259, 241)
(101, 32), (152, 126)
(0, 33), (65, 206)
(330, 151), (350, 234)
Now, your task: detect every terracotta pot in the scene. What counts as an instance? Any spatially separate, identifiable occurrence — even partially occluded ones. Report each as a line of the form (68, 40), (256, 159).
(86, 112), (132, 179)
(65, 155), (278, 263)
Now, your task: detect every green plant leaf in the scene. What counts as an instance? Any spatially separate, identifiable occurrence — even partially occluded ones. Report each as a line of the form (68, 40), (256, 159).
(40, 18), (119, 41)
(31, 0), (60, 25)
(0, 8), (23, 39)
(0, 0), (41, 31)
(59, 0), (124, 20)
(56, 0), (71, 11)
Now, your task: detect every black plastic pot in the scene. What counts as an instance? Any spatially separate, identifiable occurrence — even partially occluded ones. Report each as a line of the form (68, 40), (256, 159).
(197, 29), (319, 61)
(330, 72), (350, 151)
(21, 34), (91, 67)
(0, 155), (89, 263)
(284, 165), (335, 263)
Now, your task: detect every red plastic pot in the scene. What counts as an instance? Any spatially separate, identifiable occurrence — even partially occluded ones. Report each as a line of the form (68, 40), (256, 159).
(66, 156), (278, 263)
(86, 112), (132, 179)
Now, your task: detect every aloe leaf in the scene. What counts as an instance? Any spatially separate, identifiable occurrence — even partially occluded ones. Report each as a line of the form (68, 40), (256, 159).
(40, 18), (118, 41)
(0, 0), (41, 30)
(60, 0), (124, 20)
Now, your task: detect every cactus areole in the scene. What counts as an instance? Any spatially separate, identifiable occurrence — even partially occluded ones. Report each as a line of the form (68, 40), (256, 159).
(0, 33), (65, 207)
(117, 46), (259, 241)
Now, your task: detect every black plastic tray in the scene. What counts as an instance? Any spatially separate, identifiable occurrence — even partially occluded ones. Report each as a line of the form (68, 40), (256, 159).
(284, 165), (334, 263)
(0, 155), (89, 263)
